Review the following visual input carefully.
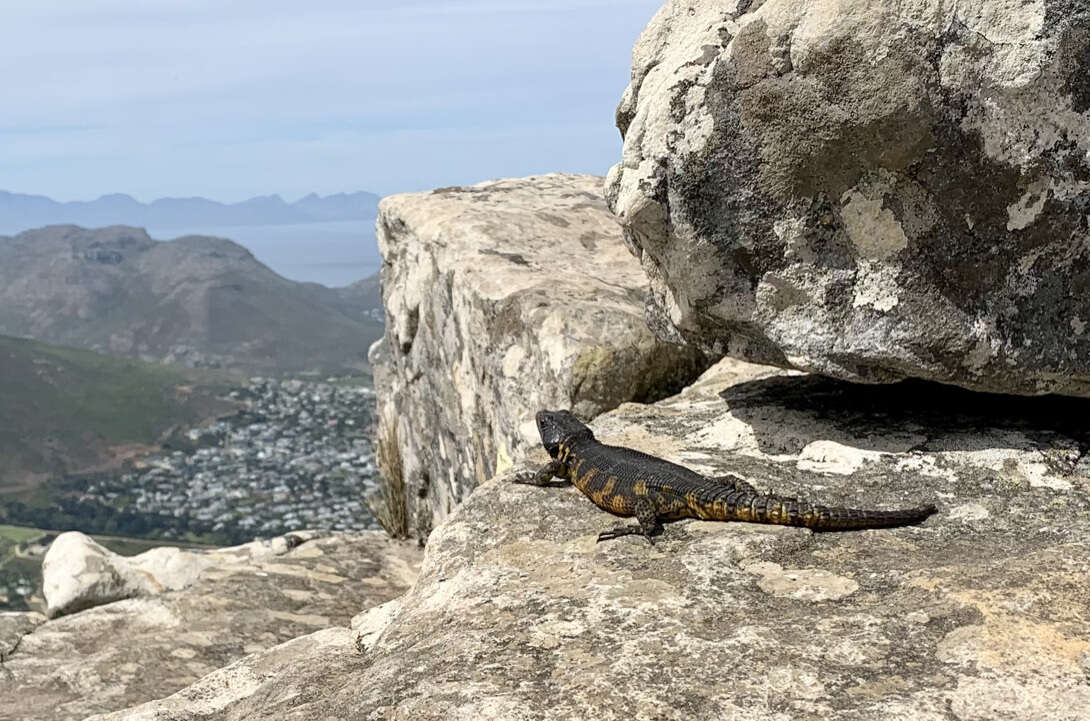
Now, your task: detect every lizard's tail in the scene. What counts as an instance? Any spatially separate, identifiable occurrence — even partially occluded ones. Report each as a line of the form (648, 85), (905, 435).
(792, 502), (938, 532)
(707, 493), (938, 531)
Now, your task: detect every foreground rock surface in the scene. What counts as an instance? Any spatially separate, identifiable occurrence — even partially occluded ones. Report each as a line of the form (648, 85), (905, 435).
(607, 0), (1090, 397)
(0, 532), (420, 721)
(371, 174), (707, 539)
(93, 359), (1090, 720)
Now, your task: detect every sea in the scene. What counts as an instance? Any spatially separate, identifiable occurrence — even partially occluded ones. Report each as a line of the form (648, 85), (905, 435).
(146, 219), (381, 288)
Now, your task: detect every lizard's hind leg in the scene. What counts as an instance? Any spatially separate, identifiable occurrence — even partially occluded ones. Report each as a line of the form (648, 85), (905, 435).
(597, 497), (662, 545)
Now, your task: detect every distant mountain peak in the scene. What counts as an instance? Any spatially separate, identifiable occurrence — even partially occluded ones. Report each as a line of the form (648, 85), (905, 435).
(0, 190), (380, 235)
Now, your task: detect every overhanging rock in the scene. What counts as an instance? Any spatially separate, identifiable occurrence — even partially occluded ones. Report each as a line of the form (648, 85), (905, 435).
(607, 0), (1090, 397)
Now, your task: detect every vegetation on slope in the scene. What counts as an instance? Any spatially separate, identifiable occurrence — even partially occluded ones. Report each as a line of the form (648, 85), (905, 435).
(0, 334), (237, 492)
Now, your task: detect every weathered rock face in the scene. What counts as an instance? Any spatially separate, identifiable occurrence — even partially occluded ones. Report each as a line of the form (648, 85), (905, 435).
(90, 358), (1090, 721)
(0, 532), (420, 721)
(606, 0), (1090, 397)
(0, 611), (44, 661)
(370, 174), (708, 539)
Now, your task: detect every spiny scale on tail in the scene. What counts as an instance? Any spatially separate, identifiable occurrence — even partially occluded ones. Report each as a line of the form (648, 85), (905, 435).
(514, 409), (938, 543)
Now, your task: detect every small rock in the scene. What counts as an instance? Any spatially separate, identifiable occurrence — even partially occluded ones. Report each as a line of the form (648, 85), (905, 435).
(351, 599), (402, 653)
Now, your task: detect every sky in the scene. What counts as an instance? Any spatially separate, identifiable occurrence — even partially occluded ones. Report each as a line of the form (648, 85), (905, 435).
(1, 0), (664, 203)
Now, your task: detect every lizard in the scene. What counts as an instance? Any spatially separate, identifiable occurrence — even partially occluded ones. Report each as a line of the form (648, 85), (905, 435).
(513, 409), (937, 544)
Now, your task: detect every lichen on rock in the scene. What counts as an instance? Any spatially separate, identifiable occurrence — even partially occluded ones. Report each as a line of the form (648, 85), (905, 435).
(607, 0), (1090, 398)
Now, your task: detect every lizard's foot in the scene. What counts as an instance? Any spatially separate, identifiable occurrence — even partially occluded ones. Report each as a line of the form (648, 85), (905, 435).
(597, 524), (655, 545)
(510, 460), (569, 487)
(511, 473), (570, 488)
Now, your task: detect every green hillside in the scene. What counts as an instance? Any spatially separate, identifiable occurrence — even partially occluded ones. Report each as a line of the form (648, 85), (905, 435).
(0, 334), (237, 491)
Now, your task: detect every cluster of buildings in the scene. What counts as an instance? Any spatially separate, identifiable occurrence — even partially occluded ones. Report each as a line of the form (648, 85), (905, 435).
(84, 377), (381, 541)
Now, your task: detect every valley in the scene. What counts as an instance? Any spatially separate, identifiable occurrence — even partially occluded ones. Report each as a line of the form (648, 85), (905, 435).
(0, 370), (381, 611)
(0, 333), (238, 491)
(0, 224), (387, 611)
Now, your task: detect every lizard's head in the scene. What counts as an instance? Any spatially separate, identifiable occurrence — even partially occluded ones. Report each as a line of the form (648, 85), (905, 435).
(535, 409), (594, 457)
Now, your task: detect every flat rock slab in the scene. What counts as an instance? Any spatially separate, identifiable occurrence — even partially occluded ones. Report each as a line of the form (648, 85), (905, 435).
(0, 532), (420, 721)
(91, 359), (1090, 720)
(370, 174), (708, 539)
(607, 0), (1090, 397)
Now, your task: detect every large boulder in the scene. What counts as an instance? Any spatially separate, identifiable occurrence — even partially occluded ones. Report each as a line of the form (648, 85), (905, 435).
(88, 359), (1090, 721)
(0, 532), (420, 721)
(40, 531), (345, 618)
(370, 174), (708, 540)
(606, 0), (1090, 397)
(42, 532), (213, 618)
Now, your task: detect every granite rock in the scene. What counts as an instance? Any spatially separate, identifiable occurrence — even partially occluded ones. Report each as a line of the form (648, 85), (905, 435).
(0, 532), (420, 721)
(42, 532), (212, 618)
(370, 174), (708, 540)
(88, 358), (1090, 721)
(607, 0), (1090, 397)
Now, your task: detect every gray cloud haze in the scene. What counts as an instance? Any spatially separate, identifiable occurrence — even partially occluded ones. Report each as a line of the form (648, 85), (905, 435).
(1, 0), (662, 201)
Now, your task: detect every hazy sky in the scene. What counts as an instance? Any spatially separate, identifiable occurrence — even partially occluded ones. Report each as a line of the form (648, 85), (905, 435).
(1, 0), (663, 202)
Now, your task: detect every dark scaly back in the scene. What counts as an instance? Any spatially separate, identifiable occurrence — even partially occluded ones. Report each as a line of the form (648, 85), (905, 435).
(534, 410), (689, 515)
(566, 437), (713, 518)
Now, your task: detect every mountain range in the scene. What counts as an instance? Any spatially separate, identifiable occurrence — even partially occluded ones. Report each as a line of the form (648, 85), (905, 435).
(0, 225), (384, 374)
(0, 190), (380, 235)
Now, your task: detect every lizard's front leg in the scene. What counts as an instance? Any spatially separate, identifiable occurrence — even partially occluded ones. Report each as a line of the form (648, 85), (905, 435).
(597, 497), (662, 545)
(512, 459), (568, 487)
